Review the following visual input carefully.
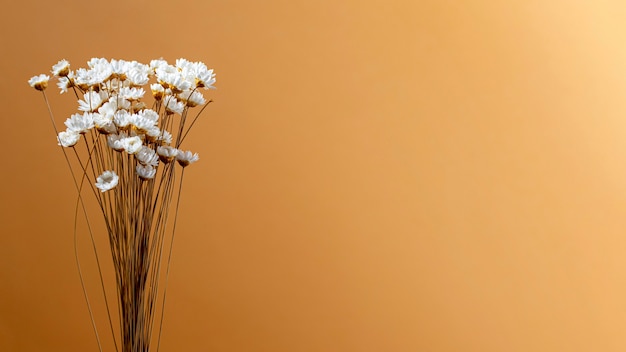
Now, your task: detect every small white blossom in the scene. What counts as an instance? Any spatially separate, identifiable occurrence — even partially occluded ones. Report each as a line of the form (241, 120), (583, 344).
(175, 58), (193, 70)
(137, 109), (159, 122)
(157, 145), (178, 163)
(126, 62), (151, 85)
(98, 101), (117, 120)
(129, 113), (156, 132)
(88, 58), (114, 82)
(164, 96), (184, 115)
(100, 97), (131, 115)
(121, 136), (143, 154)
(93, 112), (116, 134)
(160, 71), (192, 93)
(150, 59), (168, 71)
(110, 59), (129, 79)
(87, 58), (109, 69)
(158, 130), (173, 145)
(57, 130), (81, 147)
(178, 89), (205, 107)
(113, 110), (132, 129)
(119, 87), (145, 100)
(28, 74), (50, 91)
(78, 91), (108, 112)
(93, 111), (112, 127)
(107, 133), (126, 151)
(145, 125), (162, 142)
(57, 75), (74, 94)
(136, 164), (157, 180)
(195, 68), (216, 89)
(155, 64), (177, 77)
(75, 67), (107, 88)
(65, 113), (95, 134)
(176, 150), (199, 167)
(150, 83), (166, 100)
(136, 146), (159, 166)
(51, 59), (70, 77)
(95, 170), (119, 192)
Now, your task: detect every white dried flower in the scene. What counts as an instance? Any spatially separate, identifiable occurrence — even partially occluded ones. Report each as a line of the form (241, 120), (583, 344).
(28, 74), (50, 91)
(145, 125), (162, 142)
(98, 101), (116, 120)
(65, 112), (95, 134)
(157, 145), (178, 163)
(162, 72), (192, 93)
(176, 150), (199, 167)
(136, 164), (157, 180)
(78, 91), (108, 112)
(195, 68), (216, 89)
(107, 133), (126, 151)
(178, 89), (205, 107)
(130, 113), (156, 132)
(87, 58), (109, 69)
(137, 109), (159, 122)
(114, 110), (132, 129)
(136, 146), (159, 166)
(110, 59), (129, 79)
(57, 74), (75, 94)
(121, 136), (143, 154)
(95, 170), (119, 192)
(88, 58), (114, 82)
(175, 58), (193, 70)
(75, 68), (106, 88)
(57, 130), (81, 147)
(158, 130), (173, 145)
(93, 112), (116, 134)
(150, 59), (168, 71)
(164, 96), (184, 115)
(150, 83), (166, 100)
(100, 98), (131, 116)
(119, 87), (145, 100)
(93, 111), (112, 127)
(126, 62), (150, 86)
(51, 59), (70, 77)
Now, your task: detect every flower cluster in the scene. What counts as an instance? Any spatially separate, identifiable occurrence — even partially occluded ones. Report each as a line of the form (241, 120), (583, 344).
(29, 58), (214, 192)
(29, 58), (215, 352)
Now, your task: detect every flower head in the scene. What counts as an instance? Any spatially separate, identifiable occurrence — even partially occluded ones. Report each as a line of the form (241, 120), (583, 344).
(164, 96), (184, 115)
(136, 146), (159, 166)
(64, 113), (95, 134)
(107, 133), (126, 151)
(150, 83), (166, 100)
(95, 170), (119, 192)
(121, 136), (143, 154)
(136, 164), (157, 180)
(195, 68), (216, 89)
(51, 59), (70, 77)
(158, 130), (173, 145)
(119, 87), (145, 101)
(78, 91), (108, 112)
(57, 130), (81, 147)
(176, 150), (199, 167)
(93, 112), (116, 134)
(178, 89), (206, 107)
(113, 110), (132, 129)
(157, 145), (178, 163)
(28, 74), (50, 91)
(57, 74), (75, 94)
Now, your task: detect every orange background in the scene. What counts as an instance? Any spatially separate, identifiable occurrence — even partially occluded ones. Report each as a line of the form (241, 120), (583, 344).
(3, 0), (626, 351)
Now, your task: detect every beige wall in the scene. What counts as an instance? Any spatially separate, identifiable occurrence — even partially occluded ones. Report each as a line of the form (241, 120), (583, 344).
(3, 0), (626, 351)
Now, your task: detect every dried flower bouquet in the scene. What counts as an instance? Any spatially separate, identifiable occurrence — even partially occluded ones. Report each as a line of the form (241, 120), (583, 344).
(29, 57), (215, 352)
